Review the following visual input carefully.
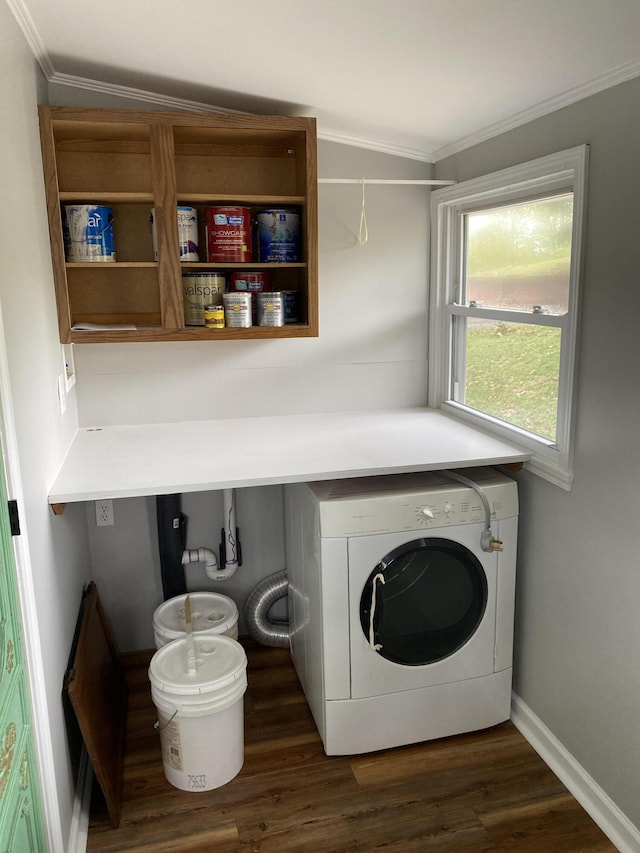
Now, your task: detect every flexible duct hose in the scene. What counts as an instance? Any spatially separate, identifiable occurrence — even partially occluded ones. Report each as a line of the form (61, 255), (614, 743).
(244, 570), (289, 648)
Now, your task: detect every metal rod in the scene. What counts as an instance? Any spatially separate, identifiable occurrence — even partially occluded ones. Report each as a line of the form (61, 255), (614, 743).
(318, 178), (456, 186)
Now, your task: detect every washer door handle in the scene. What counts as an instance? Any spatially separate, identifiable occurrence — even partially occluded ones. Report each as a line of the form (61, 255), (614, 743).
(368, 572), (386, 651)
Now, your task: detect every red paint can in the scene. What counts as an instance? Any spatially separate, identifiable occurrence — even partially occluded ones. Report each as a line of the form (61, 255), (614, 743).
(205, 206), (252, 262)
(229, 271), (271, 324)
(228, 271), (271, 294)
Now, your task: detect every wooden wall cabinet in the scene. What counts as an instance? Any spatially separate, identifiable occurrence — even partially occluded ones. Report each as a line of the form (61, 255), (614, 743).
(38, 106), (318, 343)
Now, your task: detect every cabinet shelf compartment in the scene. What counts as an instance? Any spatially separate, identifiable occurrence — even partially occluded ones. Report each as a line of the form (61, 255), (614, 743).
(49, 121), (153, 194)
(58, 201), (156, 263)
(67, 266), (162, 328)
(173, 125), (308, 197)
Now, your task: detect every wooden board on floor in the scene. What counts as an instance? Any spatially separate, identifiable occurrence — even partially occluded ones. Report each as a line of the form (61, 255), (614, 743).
(65, 581), (128, 828)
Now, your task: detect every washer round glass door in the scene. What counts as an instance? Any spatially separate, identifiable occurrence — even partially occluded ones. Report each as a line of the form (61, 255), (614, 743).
(359, 537), (488, 666)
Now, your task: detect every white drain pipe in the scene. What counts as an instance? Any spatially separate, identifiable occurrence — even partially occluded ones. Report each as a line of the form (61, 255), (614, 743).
(222, 488), (239, 575)
(181, 488), (239, 581)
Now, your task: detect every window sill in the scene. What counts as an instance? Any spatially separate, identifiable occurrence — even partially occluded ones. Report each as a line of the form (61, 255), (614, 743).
(439, 402), (573, 490)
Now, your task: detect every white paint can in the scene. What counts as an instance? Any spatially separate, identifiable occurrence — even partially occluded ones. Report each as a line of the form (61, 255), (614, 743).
(151, 206), (200, 261)
(223, 292), (252, 328)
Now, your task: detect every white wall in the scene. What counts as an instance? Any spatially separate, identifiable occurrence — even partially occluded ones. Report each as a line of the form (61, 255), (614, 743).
(0, 5), (93, 851)
(435, 76), (640, 832)
(45, 86), (433, 649)
(71, 141), (430, 425)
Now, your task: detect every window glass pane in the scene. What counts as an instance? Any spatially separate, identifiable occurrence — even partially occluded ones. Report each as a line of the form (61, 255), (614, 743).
(465, 194), (573, 314)
(460, 319), (561, 441)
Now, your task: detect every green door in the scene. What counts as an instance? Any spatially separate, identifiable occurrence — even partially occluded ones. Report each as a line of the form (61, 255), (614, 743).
(0, 448), (46, 851)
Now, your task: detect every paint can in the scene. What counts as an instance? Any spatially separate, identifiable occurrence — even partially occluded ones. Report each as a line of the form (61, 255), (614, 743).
(205, 206), (252, 263)
(176, 206), (200, 261)
(229, 271), (271, 324)
(281, 291), (299, 324)
(257, 292), (285, 327)
(204, 305), (225, 329)
(223, 292), (252, 328)
(63, 205), (115, 262)
(228, 271), (271, 294)
(148, 635), (247, 792)
(256, 209), (300, 262)
(151, 207), (200, 262)
(182, 272), (226, 326)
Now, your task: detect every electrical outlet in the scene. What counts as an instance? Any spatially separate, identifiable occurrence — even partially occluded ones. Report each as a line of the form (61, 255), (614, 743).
(95, 499), (114, 527)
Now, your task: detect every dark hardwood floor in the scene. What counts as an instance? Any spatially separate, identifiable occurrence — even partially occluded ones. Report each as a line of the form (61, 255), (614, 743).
(87, 640), (616, 852)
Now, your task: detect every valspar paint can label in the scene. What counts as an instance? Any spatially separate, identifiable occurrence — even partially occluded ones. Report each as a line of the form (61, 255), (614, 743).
(206, 207), (252, 263)
(182, 272), (225, 326)
(63, 205), (115, 262)
(257, 292), (285, 327)
(256, 209), (299, 262)
(223, 292), (252, 328)
(151, 207), (199, 262)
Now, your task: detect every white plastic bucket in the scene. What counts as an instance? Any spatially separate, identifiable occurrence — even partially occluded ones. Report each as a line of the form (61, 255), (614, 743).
(153, 592), (239, 649)
(149, 634), (247, 791)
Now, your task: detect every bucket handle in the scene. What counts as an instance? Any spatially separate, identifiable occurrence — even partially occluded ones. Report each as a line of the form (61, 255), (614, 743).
(153, 707), (178, 733)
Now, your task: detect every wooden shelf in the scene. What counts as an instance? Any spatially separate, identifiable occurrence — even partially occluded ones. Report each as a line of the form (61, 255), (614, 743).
(176, 193), (306, 205)
(58, 192), (154, 203)
(38, 106), (318, 344)
(66, 262), (157, 269)
(67, 324), (316, 343)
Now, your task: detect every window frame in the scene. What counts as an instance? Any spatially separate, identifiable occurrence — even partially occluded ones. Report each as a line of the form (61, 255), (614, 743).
(429, 146), (589, 489)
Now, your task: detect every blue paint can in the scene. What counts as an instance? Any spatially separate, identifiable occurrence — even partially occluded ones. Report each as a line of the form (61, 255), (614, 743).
(281, 290), (299, 324)
(256, 209), (300, 262)
(63, 205), (115, 262)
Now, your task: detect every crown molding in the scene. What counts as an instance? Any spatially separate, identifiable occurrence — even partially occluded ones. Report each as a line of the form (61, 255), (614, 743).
(317, 129), (435, 163)
(48, 72), (241, 115)
(6, 0), (53, 77)
(49, 74), (436, 162)
(433, 58), (640, 162)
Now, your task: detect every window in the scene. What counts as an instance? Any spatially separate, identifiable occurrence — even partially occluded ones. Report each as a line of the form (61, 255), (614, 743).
(429, 147), (589, 489)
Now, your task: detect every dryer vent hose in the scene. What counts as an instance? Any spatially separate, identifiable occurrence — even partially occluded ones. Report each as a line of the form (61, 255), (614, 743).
(244, 570), (289, 648)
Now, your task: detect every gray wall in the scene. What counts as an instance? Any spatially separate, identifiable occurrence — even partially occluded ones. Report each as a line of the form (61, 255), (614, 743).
(0, 4), (93, 850)
(435, 76), (640, 829)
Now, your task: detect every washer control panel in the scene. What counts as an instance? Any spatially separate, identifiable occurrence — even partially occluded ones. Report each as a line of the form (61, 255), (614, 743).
(311, 469), (519, 538)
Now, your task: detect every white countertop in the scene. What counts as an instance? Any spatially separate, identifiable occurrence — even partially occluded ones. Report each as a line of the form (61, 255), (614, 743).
(48, 408), (530, 504)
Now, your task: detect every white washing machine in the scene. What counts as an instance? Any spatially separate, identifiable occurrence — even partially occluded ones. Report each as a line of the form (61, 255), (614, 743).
(284, 467), (519, 755)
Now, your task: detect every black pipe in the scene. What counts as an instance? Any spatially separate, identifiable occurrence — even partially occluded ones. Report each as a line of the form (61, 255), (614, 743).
(156, 494), (187, 600)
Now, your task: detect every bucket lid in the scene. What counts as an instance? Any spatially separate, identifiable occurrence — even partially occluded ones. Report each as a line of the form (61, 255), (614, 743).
(149, 634), (247, 696)
(153, 592), (238, 639)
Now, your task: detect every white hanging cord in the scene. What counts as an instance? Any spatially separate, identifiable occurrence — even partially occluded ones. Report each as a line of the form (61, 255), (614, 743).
(368, 572), (385, 651)
(358, 177), (368, 246)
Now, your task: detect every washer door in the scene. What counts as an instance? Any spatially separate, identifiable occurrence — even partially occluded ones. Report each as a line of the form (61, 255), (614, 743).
(360, 538), (487, 666)
(348, 526), (498, 699)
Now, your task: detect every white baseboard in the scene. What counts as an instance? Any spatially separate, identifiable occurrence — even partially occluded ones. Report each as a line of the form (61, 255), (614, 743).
(67, 749), (93, 853)
(511, 693), (640, 853)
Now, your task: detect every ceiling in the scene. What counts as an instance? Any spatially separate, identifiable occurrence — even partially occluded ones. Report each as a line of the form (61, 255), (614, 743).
(10, 0), (640, 162)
